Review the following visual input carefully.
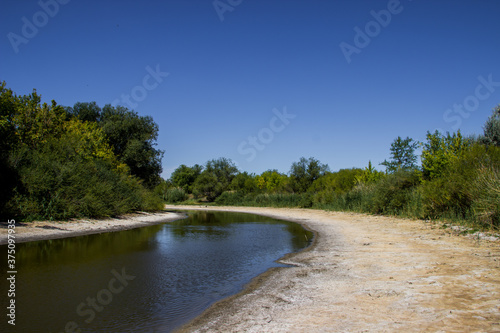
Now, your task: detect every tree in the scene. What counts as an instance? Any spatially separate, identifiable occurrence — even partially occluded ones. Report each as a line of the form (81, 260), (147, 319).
(192, 158), (238, 201)
(66, 101), (102, 122)
(67, 102), (164, 188)
(309, 168), (364, 194)
(255, 170), (289, 193)
(289, 157), (330, 193)
(421, 130), (472, 180)
(380, 136), (419, 173)
(13, 94), (67, 149)
(480, 104), (500, 147)
(0, 82), (19, 216)
(230, 172), (258, 194)
(0, 83), (163, 220)
(170, 164), (203, 193)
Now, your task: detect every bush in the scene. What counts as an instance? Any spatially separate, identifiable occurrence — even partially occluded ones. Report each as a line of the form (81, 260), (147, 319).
(215, 191), (244, 205)
(472, 165), (500, 229)
(8, 136), (162, 220)
(420, 143), (500, 222)
(164, 188), (188, 203)
(370, 170), (421, 215)
(342, 184), (376, 212)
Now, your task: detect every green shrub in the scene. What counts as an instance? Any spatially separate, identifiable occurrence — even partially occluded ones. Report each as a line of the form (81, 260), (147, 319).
(215, 191), (244, 205)
(8, 136), (162, 221)
(370, 170), (421, 215)
(164, 188), (188, 203)
(472, 165), (500, 229)
(420, 143), (500, 222)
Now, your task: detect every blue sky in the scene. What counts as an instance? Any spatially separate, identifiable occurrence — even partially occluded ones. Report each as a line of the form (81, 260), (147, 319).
(1, 0), (499, 178)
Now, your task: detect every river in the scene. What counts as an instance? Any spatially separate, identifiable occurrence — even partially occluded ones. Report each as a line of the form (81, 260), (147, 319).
(0, 210), (312, 332)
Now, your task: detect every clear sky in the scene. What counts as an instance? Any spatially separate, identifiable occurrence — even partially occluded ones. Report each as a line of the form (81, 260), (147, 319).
(1, 0), (499, 178)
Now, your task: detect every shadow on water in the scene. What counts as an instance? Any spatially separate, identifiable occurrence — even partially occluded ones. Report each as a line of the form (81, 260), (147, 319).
(0, 211), (312, 333)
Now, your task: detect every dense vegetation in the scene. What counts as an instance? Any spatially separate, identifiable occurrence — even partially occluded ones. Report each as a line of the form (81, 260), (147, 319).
(161, 106), (500, 230)
(2, 81), (499, 230)
(0, 82), (164, 220)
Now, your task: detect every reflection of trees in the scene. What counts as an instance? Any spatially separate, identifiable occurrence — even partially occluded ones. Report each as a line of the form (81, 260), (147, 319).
(168, 211), (312, 251)
(3, 211), (314, 270)
(169, 211), (233, 239)
(11, 224), (164, 267)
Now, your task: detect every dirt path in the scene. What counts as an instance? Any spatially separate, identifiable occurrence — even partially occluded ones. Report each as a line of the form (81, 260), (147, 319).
(168, 205), (500, 332)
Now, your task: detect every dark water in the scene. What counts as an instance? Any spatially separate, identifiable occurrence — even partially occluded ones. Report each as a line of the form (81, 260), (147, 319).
(0, 211), (312, 333)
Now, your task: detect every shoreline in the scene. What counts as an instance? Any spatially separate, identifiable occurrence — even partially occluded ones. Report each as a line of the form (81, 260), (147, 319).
(169, 205), (500, 332)
(1, 205), (499, 331)
(0, 211), (186, 245)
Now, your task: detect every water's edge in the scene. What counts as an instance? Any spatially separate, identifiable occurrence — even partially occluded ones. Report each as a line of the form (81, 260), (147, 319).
(171, 206), (319, 333)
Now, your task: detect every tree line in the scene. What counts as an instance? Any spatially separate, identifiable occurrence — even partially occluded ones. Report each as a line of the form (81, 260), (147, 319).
(161, 106), (500, 230)
(2, 81), (499, 230)
(0, 82), (164, 220)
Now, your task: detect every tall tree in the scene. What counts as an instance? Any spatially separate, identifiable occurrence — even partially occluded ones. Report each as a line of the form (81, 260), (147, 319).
(193, 158), (238, 201)
(170, 164), (203, 193)
(256, 170), (289, 193)
(0, 82), (19, 216)
(67, 102), (164, 188)
(380, 136), (419, 173)
(230, 172), (258, 194)
(66, 101), (102, 122)
(289, 157), (329, 193)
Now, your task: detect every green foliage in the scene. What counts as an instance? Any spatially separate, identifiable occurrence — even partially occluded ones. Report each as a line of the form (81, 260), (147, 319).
(310, 168), (363, 194)
(421, 130), (472, 180)
(355, 161), (386, 185)
(480, 104), (500, 146)
(230, 172), (258, 194)
(182, 105), (500, 231)
(0, 82), (163, 221)
(0, 82), (19, 216)
(380, 136), (419, 173)
(215, 192), (311, 208)
(163, 188), (188, 203)
(420, 143), (500, 222)
(255, 170), (290, 193)
(215, 191), (245, 205)
(289, 157), (329, 193)
(67, 102), (164, 188)
(371, 170), (422, 216)
(472, 164), (500, 229)
(8, 136), (162, 220)
(171, 164), (203, 193)
(192, 158), (238, 201)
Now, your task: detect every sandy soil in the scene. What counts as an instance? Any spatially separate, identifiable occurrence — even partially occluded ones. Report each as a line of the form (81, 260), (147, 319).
(168, 205), (500, 333)
(0, 211), (186, 245)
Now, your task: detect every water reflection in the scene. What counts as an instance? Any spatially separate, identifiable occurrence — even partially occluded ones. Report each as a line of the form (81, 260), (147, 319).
(0, 211), (312, 333)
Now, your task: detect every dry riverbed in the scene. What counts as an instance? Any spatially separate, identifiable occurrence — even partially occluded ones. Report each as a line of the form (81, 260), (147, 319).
(1, 206), (499, 331)
(168, 205), (500, 332)
(0, 211), (185, 245)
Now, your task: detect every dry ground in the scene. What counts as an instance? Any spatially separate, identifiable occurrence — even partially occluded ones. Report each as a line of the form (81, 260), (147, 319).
(168, 205), (500, 333)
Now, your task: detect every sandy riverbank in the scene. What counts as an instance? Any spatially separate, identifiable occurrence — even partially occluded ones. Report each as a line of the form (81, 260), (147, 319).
(0, 211), (186, 245)
(168, 205), (500, 332)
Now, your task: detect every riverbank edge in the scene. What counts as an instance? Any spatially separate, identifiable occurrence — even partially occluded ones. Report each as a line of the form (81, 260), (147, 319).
(0, 211), (187, 245)
(169, 205), (325, 332)
(170, 205), (500, 332)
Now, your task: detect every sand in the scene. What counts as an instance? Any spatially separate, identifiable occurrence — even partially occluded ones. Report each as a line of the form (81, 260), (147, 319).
(1, 206), (499, 331)
(167, 205), (500, 333)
